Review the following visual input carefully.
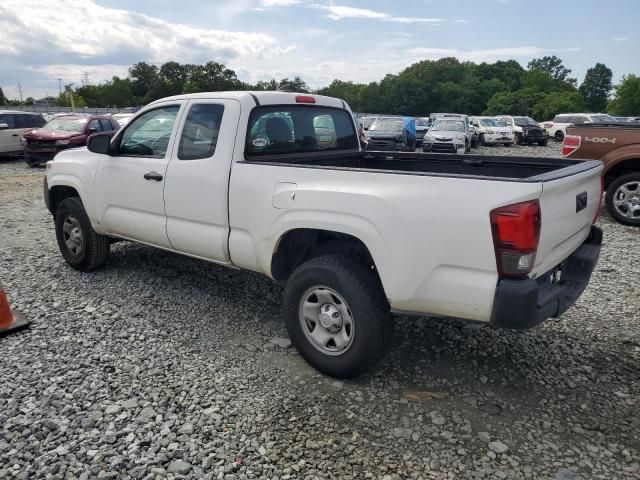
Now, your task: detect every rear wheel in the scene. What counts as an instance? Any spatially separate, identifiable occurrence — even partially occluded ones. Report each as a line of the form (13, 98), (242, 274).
(538, 138), (548, 146)
(605, 173), (640, 226)
(283, 255), (393, 378)
(554, 130), (564, 142)
(55, 197), (111, 271)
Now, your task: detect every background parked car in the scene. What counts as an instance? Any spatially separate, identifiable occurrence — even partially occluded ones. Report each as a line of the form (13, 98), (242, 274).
(415, 117), (430, 147)
(22, 114), (120, 166)
(364, 116), (416, 151)
(0, 111), (46, 156)
(549, 113), (618, 142)
(111, 113), (134, 127)
(423, 117), (472, 153)
(470, 116), (514, 146)
(496, 116), (547, 146)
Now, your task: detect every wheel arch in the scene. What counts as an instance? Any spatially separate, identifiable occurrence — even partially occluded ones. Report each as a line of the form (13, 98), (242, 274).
(271, 228), (385, 292)
(603, 156), (640, 189)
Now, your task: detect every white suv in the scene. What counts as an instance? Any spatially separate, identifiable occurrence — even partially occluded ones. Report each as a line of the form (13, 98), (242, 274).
(0, 111), (46, 155)
(549, 113), (618, 142)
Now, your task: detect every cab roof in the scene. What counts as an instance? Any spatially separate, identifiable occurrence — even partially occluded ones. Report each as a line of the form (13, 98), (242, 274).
(147, 91), (348, 110)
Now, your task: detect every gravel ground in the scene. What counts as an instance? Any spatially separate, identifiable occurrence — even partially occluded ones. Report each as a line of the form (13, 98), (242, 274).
(1, 145), (639, 480)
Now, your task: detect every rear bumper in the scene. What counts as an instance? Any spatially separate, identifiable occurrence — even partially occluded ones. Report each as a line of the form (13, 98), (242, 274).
(490, 225), (602, 329)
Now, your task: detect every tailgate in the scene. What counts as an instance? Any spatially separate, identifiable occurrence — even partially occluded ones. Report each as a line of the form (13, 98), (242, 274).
(532, 163), (603, 277)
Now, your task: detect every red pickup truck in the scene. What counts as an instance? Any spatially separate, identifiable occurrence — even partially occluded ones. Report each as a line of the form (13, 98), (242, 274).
(563, 122), (640, 226)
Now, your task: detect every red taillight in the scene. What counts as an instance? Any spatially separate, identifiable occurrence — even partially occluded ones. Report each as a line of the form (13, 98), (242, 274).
(562, 135), (581, 157)
(490, 200), (541, 278)
(295, 95), (316, 104)
(593, 176), (604, 224)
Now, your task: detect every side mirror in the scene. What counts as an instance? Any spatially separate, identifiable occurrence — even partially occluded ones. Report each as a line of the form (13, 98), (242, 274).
(87, 133), (112, 155)
(0, 123), (8, 130)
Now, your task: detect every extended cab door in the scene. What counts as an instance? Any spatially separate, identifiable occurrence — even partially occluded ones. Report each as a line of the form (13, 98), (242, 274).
(94, 102), (185, 248)
(163, 99), (240, 263)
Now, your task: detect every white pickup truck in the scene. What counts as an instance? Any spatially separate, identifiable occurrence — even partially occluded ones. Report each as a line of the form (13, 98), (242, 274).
(44, 91), (604, 378)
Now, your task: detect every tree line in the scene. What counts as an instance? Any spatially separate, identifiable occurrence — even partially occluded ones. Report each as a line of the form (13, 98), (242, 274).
(1, 56), (639, 119)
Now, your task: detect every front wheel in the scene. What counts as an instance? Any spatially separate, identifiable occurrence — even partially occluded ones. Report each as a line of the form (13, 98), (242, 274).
(283, 255), (393, 378)
(605, 173), (640, 226)
(503, 142), (511, 147)
(538, 138), (548, 146)
(55, 197), (111, 271)
(554, 131), (564, 142)
(479, 134), (485, 146)
(515, 133), (523, 145)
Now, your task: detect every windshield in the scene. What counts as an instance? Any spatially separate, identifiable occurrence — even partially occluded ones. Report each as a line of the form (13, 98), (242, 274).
(432, 119), (465, 132)
(479, 118), (501, 127)
(370, 118), (404, 132)
(43, 117), (88, 133)
(591, 114), (617, 123)
(513, 116), (538, 126)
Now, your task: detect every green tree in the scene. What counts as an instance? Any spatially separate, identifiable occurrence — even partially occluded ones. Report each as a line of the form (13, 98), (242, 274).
(253, 79), (279, 91)
(484, 88), (544, 116)
(129, 62), (159, 100)
(277, 77), (309, 92)
(579, 63), (612, 112)
(528, 56), (577, 87)
(0, 87), (6, 106)
(609, 75), (640, 116)
(53, 91), (87, 108)
(184, 61), (242, 93)
(24, 97), (35, 106)
(531, 91), (587, 120)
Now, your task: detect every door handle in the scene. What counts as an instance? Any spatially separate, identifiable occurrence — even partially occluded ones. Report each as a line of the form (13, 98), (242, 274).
(143, 171), (163, 181)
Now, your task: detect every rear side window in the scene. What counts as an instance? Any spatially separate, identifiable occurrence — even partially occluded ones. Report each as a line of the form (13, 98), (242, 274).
(16, 114), (45, 128)
(554, 115), (570, 123)
(99, 119), (113, 131)
(246, 106), (358, 156)
(0, 114), (16, 128)
(178, 104), (224, 160)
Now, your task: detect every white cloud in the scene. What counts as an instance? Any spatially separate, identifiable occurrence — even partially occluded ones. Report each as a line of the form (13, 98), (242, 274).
(455, 19), (469, 24)
(612, 36), (630, 42)
(407, 46), (581, 61)
(313, 4), (444, 23)
(260, 0), (301, 6)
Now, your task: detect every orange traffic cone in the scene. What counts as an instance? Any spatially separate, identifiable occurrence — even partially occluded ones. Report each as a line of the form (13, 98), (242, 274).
(0, 281), (30, 336)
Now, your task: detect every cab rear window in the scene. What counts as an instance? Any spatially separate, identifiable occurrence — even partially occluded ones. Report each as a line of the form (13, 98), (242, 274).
(246, 106), (358, 156)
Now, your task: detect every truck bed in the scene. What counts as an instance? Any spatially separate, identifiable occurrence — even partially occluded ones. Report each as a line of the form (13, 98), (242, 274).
(244, 151), (601, 182)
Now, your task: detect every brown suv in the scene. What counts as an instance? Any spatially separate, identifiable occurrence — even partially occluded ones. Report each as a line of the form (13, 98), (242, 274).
(563, 122), (640, 226)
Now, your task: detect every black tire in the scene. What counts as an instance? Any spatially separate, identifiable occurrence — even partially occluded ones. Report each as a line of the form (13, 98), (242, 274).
(605, 173), (640, 226)
(503, 142), (511, 147)
(515, 133), (523, 145)
(464, 140), (471, 153)
(479, 134), (485, 146)
(283, 255), (393, 378)
(55, 197), (111, 271)
(538, 138), (548, 146)
(554, 130), (564, 142)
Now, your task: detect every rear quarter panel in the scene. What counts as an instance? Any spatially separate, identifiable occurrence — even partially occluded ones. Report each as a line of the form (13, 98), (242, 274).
(229, 163), (543, 321)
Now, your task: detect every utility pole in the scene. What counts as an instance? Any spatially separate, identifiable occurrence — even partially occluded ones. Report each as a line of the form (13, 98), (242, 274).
(58, 78), (62, 95)
(17, 82), (23, 103)
(82, 72), (89, 87)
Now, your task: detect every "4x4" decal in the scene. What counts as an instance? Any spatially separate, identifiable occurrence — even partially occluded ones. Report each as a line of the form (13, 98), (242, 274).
(584, 136), (616, 144)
